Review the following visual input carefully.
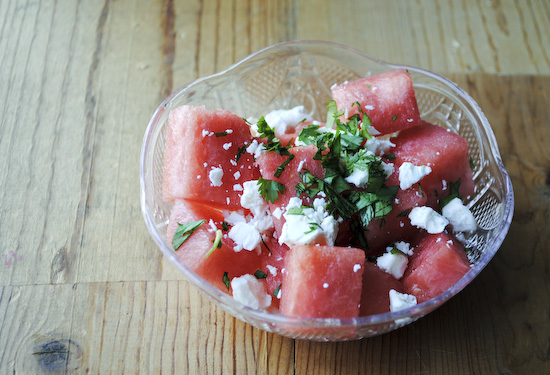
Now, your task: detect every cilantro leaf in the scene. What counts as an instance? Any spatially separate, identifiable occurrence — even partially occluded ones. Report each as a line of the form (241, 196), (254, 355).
(215, 131), (228, 137)
(439, 179), (462, 209)
(172, 220), (206, 250)
(205, 229), (223, 258)
(273, 283), (282, 298)
(258, 177), (286, 203)
(326, 100), (344, 128)
(254, 270), (268, 279)
(235, 145), (247, 163)
(223, 272), (230, 291)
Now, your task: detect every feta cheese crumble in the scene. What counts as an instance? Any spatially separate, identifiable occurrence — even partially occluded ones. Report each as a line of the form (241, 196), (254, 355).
(399, 162), (432, 190)
(345, 168), (370, 188)
(226, 180), (273, 252)
(246, 139), (265, 159)
(231, 274), (271, 309)
(389, 289), (417, 312)
(377, 249), (408, 279)
(223, 142), (232, 150)
(255, 106), (312, 135)
(278, 197), (339, 247)
(393, 241), (413, 256)
(209, 167), (223, 187)
(409, 206), (449, 234)
(441, 197), (477, 232)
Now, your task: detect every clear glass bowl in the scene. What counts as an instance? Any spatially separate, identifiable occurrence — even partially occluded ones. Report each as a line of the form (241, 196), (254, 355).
(140, 40), (514, 341)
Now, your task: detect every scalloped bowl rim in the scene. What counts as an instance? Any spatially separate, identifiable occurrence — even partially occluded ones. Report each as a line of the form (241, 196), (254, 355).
(140, 40), (514, 335)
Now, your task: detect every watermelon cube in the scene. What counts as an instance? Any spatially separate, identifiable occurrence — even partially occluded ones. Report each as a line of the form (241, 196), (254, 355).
(162, 105), (260, 208)
(359, 261), (405, 316)
(280, 245), (365, 318)
(258, 237), (290, 309)
(166, 199), (261, 293)
(402, 232), (471, 303)
(331, 69), (422, 135)
(390, 121), (475, 207)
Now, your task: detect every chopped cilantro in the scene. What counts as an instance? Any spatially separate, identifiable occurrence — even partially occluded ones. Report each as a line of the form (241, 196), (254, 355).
(391, 114), (398, 121)
(418, 182), (424, 197)
(215, 131), (228, 137)
(469, 156), (475, 170)
(172, 220), (205, 250)
(258, 177), (286, 203)
(221, 221), (230, 231)
(383, 153), (396, 160)
(205, 229), (223, 258)
(235, 145), (247, 163)
(273, 283), (282, 298)
(287, 207), (305, 215)
(223, 272), (230, 291)
(397, 208), (411, 217)
(326, 100), (344, 128)
(439, 179), (462, 209)
(254, 270), (268, 279)
(274, 153), (295, 178)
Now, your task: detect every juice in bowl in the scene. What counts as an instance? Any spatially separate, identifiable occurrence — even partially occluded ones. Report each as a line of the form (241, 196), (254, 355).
(140, 40), (513, 341)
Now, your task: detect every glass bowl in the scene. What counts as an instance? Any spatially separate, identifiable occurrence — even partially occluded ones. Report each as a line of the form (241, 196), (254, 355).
(140, 40), (514, 341)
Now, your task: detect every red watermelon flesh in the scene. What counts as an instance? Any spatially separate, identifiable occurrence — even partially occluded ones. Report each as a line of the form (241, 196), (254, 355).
(255, 145), (325, 236)
(280, 245), (365, 318)
(258, 237), (290, 309)
(359, 261), (405, 316)
(363, 175), (427, 256)
(402, 232), (471, 303)
(331, 69), (422, 135)
(162, 105), (259, 208)
(390, 121), (475, 207)
(166, 199), (261, 293)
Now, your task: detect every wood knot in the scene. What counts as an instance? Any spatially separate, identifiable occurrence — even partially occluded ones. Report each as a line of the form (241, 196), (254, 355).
(32, 337), (81, 374)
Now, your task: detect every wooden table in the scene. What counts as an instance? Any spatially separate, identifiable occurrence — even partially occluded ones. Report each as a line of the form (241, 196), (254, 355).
(1, 0), (549, 373)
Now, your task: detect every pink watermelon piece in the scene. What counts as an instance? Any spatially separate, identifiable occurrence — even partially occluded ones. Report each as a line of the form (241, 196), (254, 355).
(402, 232), (471, 303)
(331, 69), (422, 135)
(162, 105), (260, 208)
(255, 145), (325, 236)
(166, 199), (261, 293)
(390, 121), (475, 207)
(280, 245), (365, 318)
(362, 175), (427, 256)
(359, 262), (405, 316)
(258, 237), (290, 310)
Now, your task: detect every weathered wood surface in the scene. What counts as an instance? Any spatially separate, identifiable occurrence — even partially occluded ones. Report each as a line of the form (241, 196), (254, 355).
(0, 0), (549, 374)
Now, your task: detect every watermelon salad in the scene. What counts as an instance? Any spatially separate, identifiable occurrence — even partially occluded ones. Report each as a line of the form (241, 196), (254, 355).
(162, 69), (477, 319)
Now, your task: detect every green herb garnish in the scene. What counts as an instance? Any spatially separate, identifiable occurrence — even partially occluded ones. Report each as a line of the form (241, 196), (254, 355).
(223, 272), (230, 291)
(258, 177), (286, 203)
(215, 131), (228, 137)
(221, 221), (230, 231)
(391, 114), (398, 121)
(205, 229), (223, 258)
(254, 270), (268, 279)
(439, 179), (462, 209)
(172, 220), (206, 250)
(235, 145), (247, 163)
(273, 283), (282, 298)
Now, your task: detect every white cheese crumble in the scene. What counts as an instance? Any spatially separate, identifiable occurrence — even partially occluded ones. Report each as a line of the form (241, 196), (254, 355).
(409, 206), (449, 234)
(233, 184), (243, 191)
(231, 274), (271, 309)
(377, 250), (408, 279)
(233, 171), (241, 180)
(246, 139), (265, 159)
(264, 106), (312, 135)
(272, 207), (283, 220)
(389, 289), (417, 312)
(209, 167), (223, 187)
(278, 197), (339, 247)
(296, 159), (305, 172)
(393, 241), (413, 256)
(226, 180), (274, 252)
(353, 264), (362, 273)
(228, 222), (262, 252)
(399, 162), (432, 190)
(223, 142), (232, 150)
(441, 197), (477, 232)
(323, 283), (329, 289)
(266, 265), (278, 276)
(364, 137), (395, 156)
(345, 168), (370, 188)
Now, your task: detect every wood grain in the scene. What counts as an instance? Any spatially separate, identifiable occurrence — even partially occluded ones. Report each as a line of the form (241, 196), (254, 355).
(0, 0), (549, 374)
